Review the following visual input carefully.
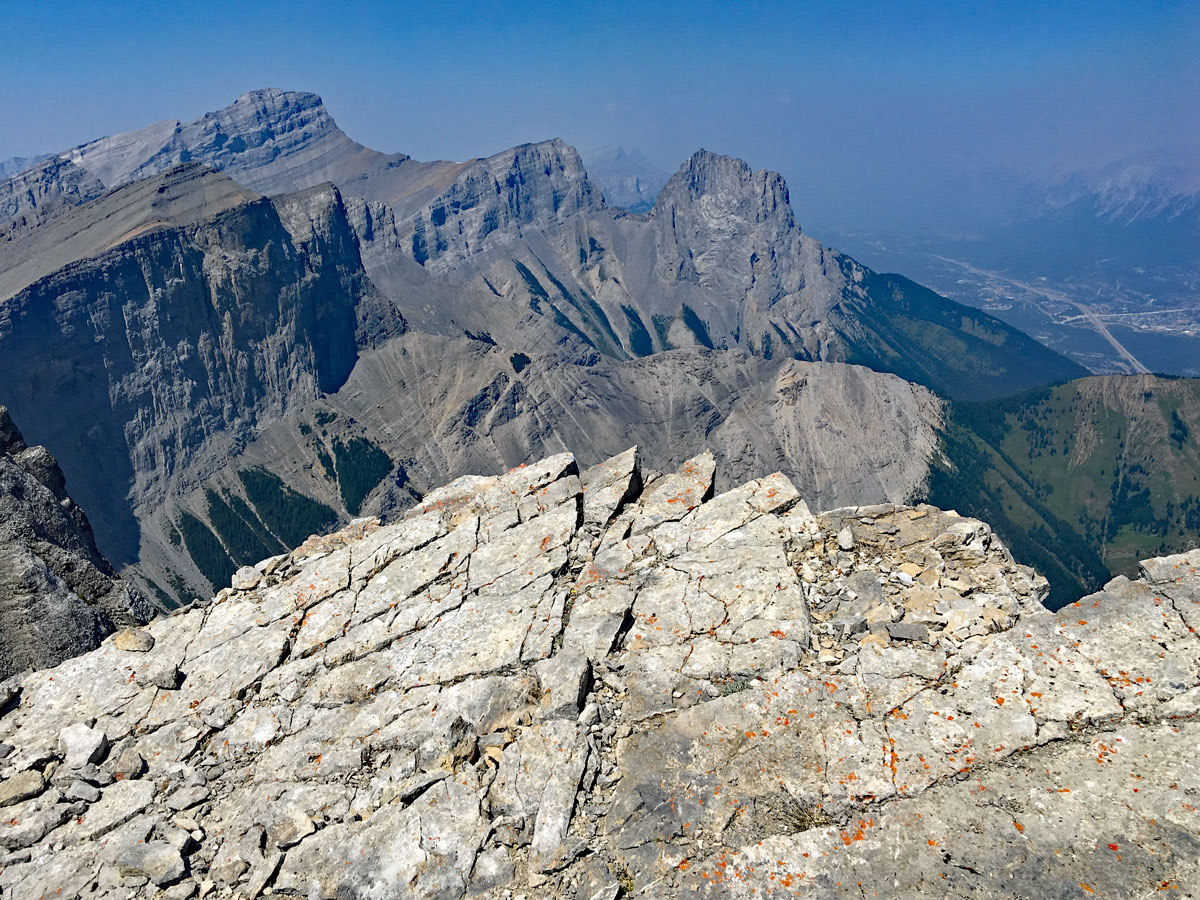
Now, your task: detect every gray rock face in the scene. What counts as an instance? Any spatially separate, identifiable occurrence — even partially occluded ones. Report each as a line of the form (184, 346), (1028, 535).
(0, 162), (260, 302)
(0, 449), (1194, 898)
(0, 88), (465, 226)
(1, 88), (1082, 403)
(116, 840), (185, 885)
(320, 333), (944, 509)
(163, 332), (943, 605)
(1, 138), (942, 614)
(0, 170), (396, 568)
(0, 407), (152, 679)
(0, 90), (1078, 618)
(407, 138), (602, 269)
(372, 142), (1083, 400)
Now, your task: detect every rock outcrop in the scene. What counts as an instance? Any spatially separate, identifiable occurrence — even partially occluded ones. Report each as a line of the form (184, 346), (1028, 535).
(0, 407), (152, 680)
(1, 449), (1194, 898)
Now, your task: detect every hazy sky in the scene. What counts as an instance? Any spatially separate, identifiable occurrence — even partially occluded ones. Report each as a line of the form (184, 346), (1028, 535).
(1, 0), (1196, 232)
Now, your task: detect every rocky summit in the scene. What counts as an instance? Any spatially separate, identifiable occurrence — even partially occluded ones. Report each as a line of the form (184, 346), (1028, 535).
(0, 448), (1196, 898)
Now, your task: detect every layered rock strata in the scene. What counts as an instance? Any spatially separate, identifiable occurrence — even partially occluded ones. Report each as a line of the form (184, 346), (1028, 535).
(0, 173), (396, 567)
(0, 448), (1195, 898)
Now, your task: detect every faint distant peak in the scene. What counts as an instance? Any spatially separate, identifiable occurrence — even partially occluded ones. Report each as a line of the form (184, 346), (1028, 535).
(0, 153), (51, 179)
(582, 144), (669, 213)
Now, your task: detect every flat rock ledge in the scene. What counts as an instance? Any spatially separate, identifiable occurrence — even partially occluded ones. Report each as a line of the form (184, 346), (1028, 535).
(1, 448), (1198, 899)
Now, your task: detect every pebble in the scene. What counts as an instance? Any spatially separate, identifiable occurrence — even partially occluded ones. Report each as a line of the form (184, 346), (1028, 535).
(66, 780), (101, 803)
(113, 628), (155, 653)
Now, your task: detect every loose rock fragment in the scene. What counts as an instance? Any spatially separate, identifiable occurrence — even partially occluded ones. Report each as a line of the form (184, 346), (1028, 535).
(59, 723), (108, 769)
(113, 628), (155, 652)
(837, 526), (856, 550)
(117, 840), (186, 886)
(0, 769), (44, 807)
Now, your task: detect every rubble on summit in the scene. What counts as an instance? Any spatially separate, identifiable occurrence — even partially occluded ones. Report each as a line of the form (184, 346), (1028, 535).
(0, 448), (1197, 898)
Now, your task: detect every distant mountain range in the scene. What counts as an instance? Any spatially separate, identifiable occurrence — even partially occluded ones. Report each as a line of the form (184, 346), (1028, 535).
(943, 157), (1200, 282)
(0, 88), (1191, 614)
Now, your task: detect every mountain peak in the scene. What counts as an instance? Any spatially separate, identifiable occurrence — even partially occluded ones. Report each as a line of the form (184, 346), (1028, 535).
(583, 145), (669, 213)
(650, 149), (800, 287)
(406, 137), (601, 267)
(659, 149), (793, 216)
(232, 86), (322, 106)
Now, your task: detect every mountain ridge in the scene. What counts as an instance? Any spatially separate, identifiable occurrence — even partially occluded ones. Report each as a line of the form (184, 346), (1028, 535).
(0, 86), (1153, 613)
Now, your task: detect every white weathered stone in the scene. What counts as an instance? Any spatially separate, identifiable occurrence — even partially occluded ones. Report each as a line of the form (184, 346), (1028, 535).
(0, 451), (1192, 899)
(59, 723), (108, 769)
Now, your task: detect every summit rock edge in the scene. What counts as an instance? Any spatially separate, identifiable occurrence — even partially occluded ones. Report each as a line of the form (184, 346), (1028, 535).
(0, 447), (1196, 898)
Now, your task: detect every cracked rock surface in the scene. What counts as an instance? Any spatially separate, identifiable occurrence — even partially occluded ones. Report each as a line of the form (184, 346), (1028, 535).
(0, 448), (1197, 898)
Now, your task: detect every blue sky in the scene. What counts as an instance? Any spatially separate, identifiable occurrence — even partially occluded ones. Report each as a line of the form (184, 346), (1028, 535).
(1, 0), (1197, 230)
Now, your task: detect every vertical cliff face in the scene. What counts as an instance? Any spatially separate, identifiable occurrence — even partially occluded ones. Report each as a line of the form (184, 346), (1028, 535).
(641, 149), (847, 355)
(651, 149), (802, 295)
(0, 155), (107, 223)
(0, 407), (153, 680)
(407, 139), (603, 270)
(0, 181), (385, 567)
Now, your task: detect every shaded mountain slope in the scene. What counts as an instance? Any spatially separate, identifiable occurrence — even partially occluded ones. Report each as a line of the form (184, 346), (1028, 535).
(839, 270), (1088, 400)
(0, 407), (153, 679)
(925, 373), (1200, 607)
(380, 146), (1087, 399)
(140, 332), (945, 601)
(0, 172), (398, 569)
(0, 162), (259, 301)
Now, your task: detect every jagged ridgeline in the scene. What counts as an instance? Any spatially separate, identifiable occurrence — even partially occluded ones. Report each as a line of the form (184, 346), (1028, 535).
(0, 86), (1182, 613)
(0, 449), (1196, 897)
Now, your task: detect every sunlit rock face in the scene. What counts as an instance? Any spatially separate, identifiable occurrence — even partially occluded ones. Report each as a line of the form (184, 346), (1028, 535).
(1, 447), (1195, 898)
